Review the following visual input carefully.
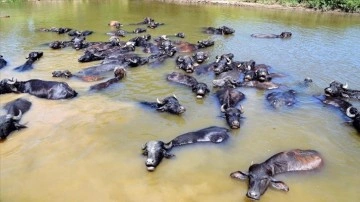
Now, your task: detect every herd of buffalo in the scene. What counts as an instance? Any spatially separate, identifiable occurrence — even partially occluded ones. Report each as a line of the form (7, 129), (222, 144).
(1, 17), (359, 200)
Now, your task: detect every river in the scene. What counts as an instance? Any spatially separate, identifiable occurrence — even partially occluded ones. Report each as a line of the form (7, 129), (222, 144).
(0, 0), (360, 201)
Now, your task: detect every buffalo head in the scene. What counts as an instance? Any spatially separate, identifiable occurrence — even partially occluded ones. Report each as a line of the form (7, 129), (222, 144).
(219, 26), (235, 35)
(176, 55), (196, 73)
(0, 78), (18, 94)
(192, 83), (210, 99)
(324, 81), (348, 98)
(156, 95), (186, 114)
(26, 51), (43, 60)
(197, 40), (214, 49)
(221, 104), (244, 129)
(213, 53), (234, 75)
(142, 141), (174, 171)
(279, 32), (292, 38)
(230, 164), (289, 200)
(0, 110), (26, 140)
(192, 51), (208, 64)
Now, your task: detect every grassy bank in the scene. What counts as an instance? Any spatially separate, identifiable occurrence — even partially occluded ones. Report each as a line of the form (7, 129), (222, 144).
(158, 0), (360, 13)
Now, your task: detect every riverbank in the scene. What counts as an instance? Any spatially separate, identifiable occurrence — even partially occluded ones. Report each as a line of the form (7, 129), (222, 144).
(152, 0), (360, 13)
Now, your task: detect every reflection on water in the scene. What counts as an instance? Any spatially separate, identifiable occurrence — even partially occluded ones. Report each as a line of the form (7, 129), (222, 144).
(1, 1), (360, 202)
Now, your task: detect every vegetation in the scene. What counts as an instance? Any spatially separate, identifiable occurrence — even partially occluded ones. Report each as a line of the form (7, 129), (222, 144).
(230, 0), (360, 12)
(1, 0), (359, 12)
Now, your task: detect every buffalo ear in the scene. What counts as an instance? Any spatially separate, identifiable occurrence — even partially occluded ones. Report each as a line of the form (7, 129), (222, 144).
(230, 171), (248, 180)
(270, 179), (289, 192)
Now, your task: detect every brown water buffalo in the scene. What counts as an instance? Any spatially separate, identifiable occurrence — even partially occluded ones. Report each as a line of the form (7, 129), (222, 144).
(230, 149), (323, 200)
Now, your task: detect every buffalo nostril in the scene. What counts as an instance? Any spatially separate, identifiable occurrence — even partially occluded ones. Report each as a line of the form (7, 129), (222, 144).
(247, 191), (260, 199)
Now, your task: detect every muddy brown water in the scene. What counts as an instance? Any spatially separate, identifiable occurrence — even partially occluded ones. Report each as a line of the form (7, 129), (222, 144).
(1, 1), (360, 201)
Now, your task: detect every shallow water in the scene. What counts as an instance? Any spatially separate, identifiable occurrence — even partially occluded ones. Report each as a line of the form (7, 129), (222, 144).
(0, 1), (360, 202)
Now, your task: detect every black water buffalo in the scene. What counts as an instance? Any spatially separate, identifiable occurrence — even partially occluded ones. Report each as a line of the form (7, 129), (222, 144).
(192, 51), (208, 64)
(52, 70), (73, 78)
(212, 76), (279, 90)
(142, 126), (230, 171)
(3, 98), (32, 116)
(167, 72), (210, 99)
(230, 149), (323, 200)
(130, 17), (164, 29)
(133, 28), (147, 34)
(212, 53), (238, 75)
(0, 78), (77, 99)
(176, 55), (198, 73)
(49, 40), (71, 49)
(38, 27), (72, 34)
(318, 96), (359, 132)
(203, 26), (235, 35)
(13, 51), (43, 72)
(0, 55), (8, 69)
(324, 81), (360, 100)
(0, 110), (26, 140)
(129, 34), (152, 47)
(89, 66), (127, 91)
(140, 95), (186, 115)
(251, 32), (292, 39)
(266, 90), (297, 109)
(217, 88), (245, 129)
(67, 30), (93, 37)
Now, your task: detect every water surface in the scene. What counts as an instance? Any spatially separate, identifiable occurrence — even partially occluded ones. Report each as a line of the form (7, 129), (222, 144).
(1, 1), (360, 202)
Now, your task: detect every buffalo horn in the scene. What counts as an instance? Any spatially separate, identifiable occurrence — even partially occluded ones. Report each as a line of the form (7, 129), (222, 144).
(342, 82), (348, 89)
(141, 143), (147, 150)
(173, 94), (177, 99)
(220, 104), (227, 112)
(225, 56), (232, 65)
(12, 110), (22, 121)
(239, 105), (244, 114)
(164, 141), (173, 150)
(346, 107), (356, 118)
(157, 98), (163, 104)
(7, 78), (16, 84)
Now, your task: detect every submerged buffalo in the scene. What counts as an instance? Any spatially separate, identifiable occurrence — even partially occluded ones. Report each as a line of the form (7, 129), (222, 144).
(141, 126), (230, 171)
(89, 66), (126, 91)
(13, 51), (43, 72)
(345, 106), (360, 132)
(216, 88), (245, 129)
(230, 149), (323, 200)
(167, 72), (210, 99)
(0, 110), (26, 140)
(324, 81), (360, 100)
(3, 98), (32, 116)
(203, 26), (235, 35)
(266, 90), (297, 109)
(0, 78), (77, 99)
(0, 98), (32, 141)
(140, 95), (186, 115)
(251, 32), (292, 39)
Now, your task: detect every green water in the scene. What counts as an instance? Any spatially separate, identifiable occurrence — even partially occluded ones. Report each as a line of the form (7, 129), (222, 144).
(0, 1), (360, 202)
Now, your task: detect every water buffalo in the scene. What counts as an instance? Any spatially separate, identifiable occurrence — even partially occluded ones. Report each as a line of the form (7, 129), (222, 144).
(217, 88), (245, 129)
(108, 20), (122, 28)
(0, 55), (8, 69)
(266, 90), (297, 109)
(212, 76), (279, 90)
(176, 55), (198, 73)
(67, 30), (93, 37)
(0, 110), (26, 141)
(0, 78), (77, 99)
(251, 32), (292, 39)
(324, 81), (360, 100)
(38, 27), (72, 34)
(49, 40), (71, 49)
(13, 51), (43, 72)
(230, 149), (323, 200)
(142, 126), (230, 171)
(89, 66), (126, 91)
(167, 72), (210, 99)
(130, 17), (164, 29)
(140, 95), (186, 115)
(3, 98), (32, 116)
(212, 53), (237, 75)
(192, 51), (208, 64)
(129, 34), (152, 47)
(133, 28), (147, 34)
(203, 26), (235, 35)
